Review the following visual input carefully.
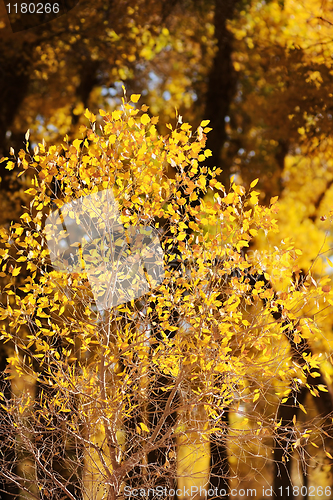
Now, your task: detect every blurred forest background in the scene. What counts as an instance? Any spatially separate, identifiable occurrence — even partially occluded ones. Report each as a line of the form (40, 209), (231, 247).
(1, 0), (333, 499)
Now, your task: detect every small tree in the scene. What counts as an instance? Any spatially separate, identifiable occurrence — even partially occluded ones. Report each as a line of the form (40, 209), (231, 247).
(0, 95), (331, 499)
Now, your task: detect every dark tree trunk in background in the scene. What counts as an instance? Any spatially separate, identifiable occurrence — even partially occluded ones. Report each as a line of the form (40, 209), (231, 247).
(146, 373), (179, 500)
(0, 47), (30, 489)
(145, 279), (181, 499)
(202, 1), (241, 490)
(265, 275), (333, 499)
(70, 59), (100, 128)
(273, 387), (308, 499)
(209, 409), (229, 499)
(203, 0), (239, 190)
(0, 46), (31, 158)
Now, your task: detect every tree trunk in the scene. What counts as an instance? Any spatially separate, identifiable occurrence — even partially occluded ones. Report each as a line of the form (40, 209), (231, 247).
(265, 276), (333, 498)
(0, 46), (31, 158)
(146, 373), (179, 500)
(203, 0), (239, 190)
(273, 387), (308, 499)
(209, 409), (229, 499)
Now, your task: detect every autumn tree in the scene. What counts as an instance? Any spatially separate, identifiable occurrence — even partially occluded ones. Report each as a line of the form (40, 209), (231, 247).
(0, 97), (332, 499)
(1, 0), (333, 497)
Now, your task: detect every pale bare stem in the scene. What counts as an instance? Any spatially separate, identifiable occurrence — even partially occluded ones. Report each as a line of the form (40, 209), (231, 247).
(98, 309), (122, 499)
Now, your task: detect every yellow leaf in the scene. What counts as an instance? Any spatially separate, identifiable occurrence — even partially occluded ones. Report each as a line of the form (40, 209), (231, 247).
(24, 188), (37, 196)
(12, 267), (21, 277)
(73, 139), (82, 151)
(224, 193), (235, 204)
(177, 232), (187, 241)
(233, 184), (245, 195)
(189, 221), (199, 231)
(253, 393), (259, 403)
(112, 110), (122, 121)
(214, 181), (224, 190)
(325, 451), (333, 459)
(20, 213), (31, 222)
(5, 161), (15, 171)
(299, 404), (307, 414)
(84, 109), (96, 122)
(181, 123), (192, 131)
(141, 113), (150, 125)
(197, 175), (206, 190)
(250, 194), (259, 205)
(139, 422), (149, 432)
(200, 120), (210, 127)
(250, 178), (259, 188)
(130, 94), (141, 103)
